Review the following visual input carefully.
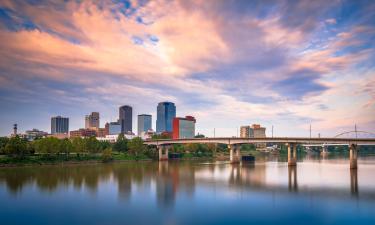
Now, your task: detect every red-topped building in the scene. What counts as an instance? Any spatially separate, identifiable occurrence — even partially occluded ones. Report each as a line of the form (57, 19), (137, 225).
(172, 116), (196, 139)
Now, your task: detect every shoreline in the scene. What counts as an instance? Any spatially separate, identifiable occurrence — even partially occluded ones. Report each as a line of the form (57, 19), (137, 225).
(0, 157), (216, 168)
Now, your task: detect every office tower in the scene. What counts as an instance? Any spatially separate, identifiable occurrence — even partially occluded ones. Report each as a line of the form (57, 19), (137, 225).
(172, 116), (196, 139)
(51, 116), (69, 134)
(85, 112), (100, 129)
(119, 105), (132, 134)
(105, 121), (121, 135)
(156, 102), (176, 133)
(138, 114), (152, 136)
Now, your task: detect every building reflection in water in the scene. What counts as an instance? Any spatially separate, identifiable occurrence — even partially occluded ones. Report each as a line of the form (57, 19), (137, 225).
(0, 158), (373, 204)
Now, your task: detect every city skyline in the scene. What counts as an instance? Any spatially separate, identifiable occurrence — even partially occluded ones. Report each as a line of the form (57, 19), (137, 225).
(0, 1), (375, 137)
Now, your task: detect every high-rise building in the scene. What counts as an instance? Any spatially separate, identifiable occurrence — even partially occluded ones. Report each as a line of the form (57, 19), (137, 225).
(138, 114), (152, 136)
(240, 126), (254, 138)
(51, 116), (69, 134)
(172, 116), (196, 139)
(156, 102), (176, 133)
(240, 124), (266, 148)
(252, 124), (266, 138)
(105, 121), (121, 135)
(85, 112), (100, 129)
(119, 105), (132, 134)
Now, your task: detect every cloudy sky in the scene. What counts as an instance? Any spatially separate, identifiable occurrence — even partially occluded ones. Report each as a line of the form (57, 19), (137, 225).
(0, 0), (374, 137)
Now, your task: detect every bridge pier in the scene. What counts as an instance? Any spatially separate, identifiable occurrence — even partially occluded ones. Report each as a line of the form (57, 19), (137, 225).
(287, 143), (297, 166)
(349, 144), (358, 169)
(229, 144), (241, 164)
(158, 145), (170, 161)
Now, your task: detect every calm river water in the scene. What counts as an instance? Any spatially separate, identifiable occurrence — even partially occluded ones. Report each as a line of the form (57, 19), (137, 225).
(1, 154), (375, 225)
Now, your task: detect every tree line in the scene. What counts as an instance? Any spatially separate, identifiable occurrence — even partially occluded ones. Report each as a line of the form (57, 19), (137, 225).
(0, 134), (148, 161)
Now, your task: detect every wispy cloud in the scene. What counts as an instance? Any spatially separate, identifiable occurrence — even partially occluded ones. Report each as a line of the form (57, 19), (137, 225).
(0, 0), (374, 136)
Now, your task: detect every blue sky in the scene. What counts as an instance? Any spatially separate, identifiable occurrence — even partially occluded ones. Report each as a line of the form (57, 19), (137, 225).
(0, 0), (374, 137)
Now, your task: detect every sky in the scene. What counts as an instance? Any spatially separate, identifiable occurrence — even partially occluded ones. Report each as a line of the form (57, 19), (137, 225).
(0, 0), (374, 137)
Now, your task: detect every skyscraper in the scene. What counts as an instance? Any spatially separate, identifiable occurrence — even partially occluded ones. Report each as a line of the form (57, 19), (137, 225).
(85, 112), (99, 129)
(119, 105), (132, 134)
(156, 102), (176, 133)
(51, 116), (69, 134)
(138, 114), (152, 136)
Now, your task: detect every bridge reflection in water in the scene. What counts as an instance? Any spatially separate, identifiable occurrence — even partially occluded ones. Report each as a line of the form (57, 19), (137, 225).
(0, 158), (371, 207)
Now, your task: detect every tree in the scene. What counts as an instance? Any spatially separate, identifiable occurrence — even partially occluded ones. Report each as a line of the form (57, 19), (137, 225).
(0, 137), (9, 154)
(85, 136), (101, 153)
(72, 137), (86, 157)
(113, 134), (128, 152)
(151, 133), (170, 140)
(101, 148), (113, 162)
(127, 137), (145, 158)
(4, 136), (29, 158)
(59, 138), (73, 158)
(34, 137), (60, 157)
(195, 133), (205, 138)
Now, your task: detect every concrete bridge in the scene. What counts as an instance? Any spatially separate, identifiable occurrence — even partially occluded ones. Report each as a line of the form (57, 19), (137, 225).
(144, 137), (375, 169)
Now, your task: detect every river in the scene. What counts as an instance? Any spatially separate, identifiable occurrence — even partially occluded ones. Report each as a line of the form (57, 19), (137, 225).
(1, 154), (375, 225)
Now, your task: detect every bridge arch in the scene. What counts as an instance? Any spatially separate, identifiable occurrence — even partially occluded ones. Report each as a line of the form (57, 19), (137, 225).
(334, 131), (375, 138)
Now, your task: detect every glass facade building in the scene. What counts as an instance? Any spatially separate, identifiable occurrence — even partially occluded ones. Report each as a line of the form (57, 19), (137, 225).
(172, 116), (196, 139)
(137, 114), (152, 136)
(156, 102), (176, 133)
(119, 105), (132, 134)
(51, 116), (69, 134)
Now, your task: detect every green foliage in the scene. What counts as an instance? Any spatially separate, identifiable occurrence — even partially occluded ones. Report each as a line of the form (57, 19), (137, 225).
(127, 137), (145, 158)
(0, 137), (9, 154)
(113, 134), (128, 152)
(241, 144), (256, 151)
(194, 133), (205, 138)
(151, 133), (170, 140)
(101, 148), (113, 162)
(4, 136), (29, 158)
(34, 137), (60, 156)
(85, 136), (101, 153)
(72, 137), (86, 155)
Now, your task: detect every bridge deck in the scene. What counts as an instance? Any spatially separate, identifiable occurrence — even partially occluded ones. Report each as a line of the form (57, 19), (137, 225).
(145, 137), (375, 145)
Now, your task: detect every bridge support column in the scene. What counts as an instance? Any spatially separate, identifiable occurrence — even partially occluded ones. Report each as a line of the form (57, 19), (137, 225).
(287, 143), (297, 166)
(229, 144), (241, 164)
(349, 144), (358, 169)
(158, 145), (169, 161)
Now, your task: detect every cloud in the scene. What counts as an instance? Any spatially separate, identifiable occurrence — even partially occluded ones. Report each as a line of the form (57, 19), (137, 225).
(0, 0), (375, 136)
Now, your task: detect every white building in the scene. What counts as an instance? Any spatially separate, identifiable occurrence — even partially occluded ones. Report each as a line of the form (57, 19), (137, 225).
(96, 134), (136, 143)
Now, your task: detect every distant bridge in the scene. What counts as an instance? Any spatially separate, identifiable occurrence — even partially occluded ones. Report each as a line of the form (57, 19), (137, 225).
(145, 137), (375, 169)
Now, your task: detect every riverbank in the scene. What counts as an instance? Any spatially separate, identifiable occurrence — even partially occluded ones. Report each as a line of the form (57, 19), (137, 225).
(0, 152), (216, 167)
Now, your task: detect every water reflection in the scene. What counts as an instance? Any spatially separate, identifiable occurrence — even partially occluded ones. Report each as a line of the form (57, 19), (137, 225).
(0, 157), (374, 205)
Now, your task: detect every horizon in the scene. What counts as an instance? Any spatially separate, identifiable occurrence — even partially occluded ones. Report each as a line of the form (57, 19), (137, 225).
(1, 0), (375, 137)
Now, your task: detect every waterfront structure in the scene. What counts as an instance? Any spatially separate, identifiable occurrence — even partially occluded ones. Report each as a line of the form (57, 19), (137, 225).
(51, 116), (69, 134)
(105, 122), (121, 135)
(144, 137), (375, 167)
(240, 124), (266, 148)
(119, 105), (132, 134)
(172, 116), (196, 139)
(96, 128), (107, 137)
(96, 134), (136, 143)
(69, 128), (96, 138)
(49, 133), (69, 139)
(240, 126), (253, 138)
(139, 129), (156, 140)
(25, 129), (48, 141)
(156, 102), (176, 133)
(138, 114), (152, 136)
(85, 112), (100, 129)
